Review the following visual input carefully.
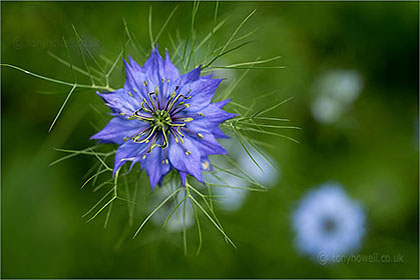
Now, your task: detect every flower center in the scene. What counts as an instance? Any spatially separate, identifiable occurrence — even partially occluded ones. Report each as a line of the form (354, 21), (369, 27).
(126, 88), (194, 153)
(322, 217), (337, 234)
(153, 109), (172, 129)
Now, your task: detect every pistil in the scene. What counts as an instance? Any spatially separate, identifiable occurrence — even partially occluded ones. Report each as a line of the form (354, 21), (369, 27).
(129, 90), (193, 152)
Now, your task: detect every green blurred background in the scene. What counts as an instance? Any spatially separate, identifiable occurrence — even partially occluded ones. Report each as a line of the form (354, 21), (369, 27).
(1, 1), (418, 278)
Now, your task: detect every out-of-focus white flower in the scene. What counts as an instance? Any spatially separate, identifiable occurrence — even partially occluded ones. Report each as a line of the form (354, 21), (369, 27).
(203, 172), (248, 212)
(204, 139), (280, 212)
(220, 138), (280, 188)
(201, 138), (281, 212)
(292, 183), (365, 264)
(311, 69), (363, 124)
(237, 145), (280, 187)
(150, 181), (194, 232)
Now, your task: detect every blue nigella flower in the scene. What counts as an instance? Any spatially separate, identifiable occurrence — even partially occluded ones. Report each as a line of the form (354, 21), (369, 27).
(91, 48), (236, 189)
(292, 183), (365, 264)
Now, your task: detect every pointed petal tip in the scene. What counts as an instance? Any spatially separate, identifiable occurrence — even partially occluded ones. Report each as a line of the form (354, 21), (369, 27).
(112, 166), (119, 178)
(151, 44), (160, 54)
(150, 183), (157, 191)
(179, 171), (187, 186)
(196, 174), (205, 185)
(148, 175), (161, 191)
(165, 49), (172, 61)
(127, 55), (135, 64)
(214, 98), (232, 108)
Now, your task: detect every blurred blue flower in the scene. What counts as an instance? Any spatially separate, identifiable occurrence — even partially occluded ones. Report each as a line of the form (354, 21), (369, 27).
(91, 48), (236, 189)
(292, 183), (365, 263)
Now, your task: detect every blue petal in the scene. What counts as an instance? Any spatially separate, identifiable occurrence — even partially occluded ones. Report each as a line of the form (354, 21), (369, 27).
(213, 98), (231, 109)
(189, 132), (227, 156)
(168, 136), (203, 183)
(98, 89), (142, 116)
(123, 59), (148, 99)
(179, 171), (188, 185)
(164, 50), (180, 81)
(143, 48), (165, 91)
(201, 73), (214, 79)
(90, 117), (148, 145)
(162, 66), (202, 104)
(212, 126), (229, 139)
(128, 56), (143, 73)
(113, 141), (148, 176)
(201, 103), (237, 123)
(141, 49), (184, 105)
(142, 147), (171, 190)
(179, 78), (223, 111)
(187, 103), (237, 131)
(176, 66), (201, 84)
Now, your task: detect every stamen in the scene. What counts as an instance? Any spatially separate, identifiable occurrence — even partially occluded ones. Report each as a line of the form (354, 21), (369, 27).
(132, 128), (150, 142)
(128, 92), (133, 97)
(141, 100), (152, 112)
(166, 94), (191, 112)
(176, 127), (185, 138)
(148, 144), (157, 151)
(169, 123), (186, 127)
(179, 117), (194, 123)
(147, 92), (159, 112)
(164, 92), (176, 110)
(133, 126), (156, 143)
(133, 109), (154, 121)
(185, 151), (191, 156)
(170, 105), (186, 116)
(161, 128), (169, 149)
(170, 128), (184, 144)
(154, 87), (160, 108)
(146, 135), (159, 153)
(163, 86), (179, 110)
(197, 133), (204, 139)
